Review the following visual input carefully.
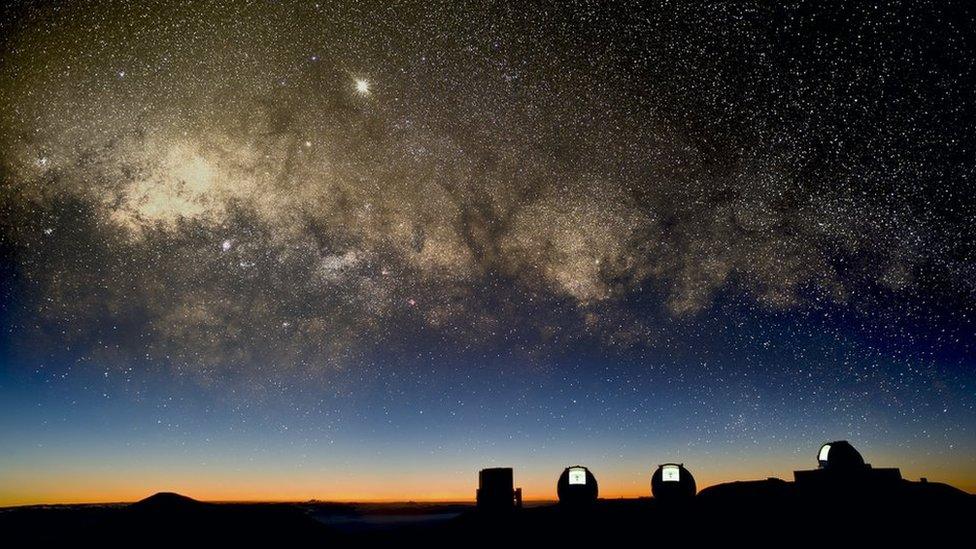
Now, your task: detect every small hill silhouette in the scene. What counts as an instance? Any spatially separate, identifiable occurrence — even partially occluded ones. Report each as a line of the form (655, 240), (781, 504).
(131, 492), (202, 509)
(1, 491), (341, 544)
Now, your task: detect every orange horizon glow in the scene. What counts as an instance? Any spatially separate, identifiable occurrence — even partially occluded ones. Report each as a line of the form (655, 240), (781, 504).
(4, 440), (973, 508)
(4, 466), (973, 508)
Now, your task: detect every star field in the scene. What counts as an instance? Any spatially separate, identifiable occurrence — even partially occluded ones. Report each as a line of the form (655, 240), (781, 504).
(0, 1), (974, 503)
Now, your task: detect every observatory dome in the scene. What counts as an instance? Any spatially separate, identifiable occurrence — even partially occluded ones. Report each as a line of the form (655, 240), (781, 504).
(557, 465), (598, 506)
(817, 441), (866, 471)
(651, 463), (696, 500)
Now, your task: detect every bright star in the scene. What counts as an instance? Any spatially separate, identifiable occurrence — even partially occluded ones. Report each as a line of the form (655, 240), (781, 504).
(354, 78), (370, 95)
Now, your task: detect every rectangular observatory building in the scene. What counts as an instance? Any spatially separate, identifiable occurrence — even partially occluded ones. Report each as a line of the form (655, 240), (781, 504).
(477, 467), (522, 510)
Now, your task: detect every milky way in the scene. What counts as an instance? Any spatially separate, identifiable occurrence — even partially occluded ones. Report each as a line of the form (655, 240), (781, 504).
(1, 1), (975, 502)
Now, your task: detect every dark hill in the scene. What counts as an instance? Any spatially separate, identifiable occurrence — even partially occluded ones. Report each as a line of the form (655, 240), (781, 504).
(2, 492), (341, 545)
(131, 491), (203, 510)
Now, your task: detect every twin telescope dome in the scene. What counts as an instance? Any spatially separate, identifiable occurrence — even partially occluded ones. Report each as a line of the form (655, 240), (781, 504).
(554, 463), (698, 505)
(557, 466), (599, 506)
(651, 463), (697, 500)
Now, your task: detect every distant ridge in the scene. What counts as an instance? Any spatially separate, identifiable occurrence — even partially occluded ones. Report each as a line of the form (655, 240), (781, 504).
(131, 492), (202, 509)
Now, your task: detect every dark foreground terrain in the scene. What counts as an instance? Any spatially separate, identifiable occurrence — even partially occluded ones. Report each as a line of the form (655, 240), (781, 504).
(2, 480), (972, 546)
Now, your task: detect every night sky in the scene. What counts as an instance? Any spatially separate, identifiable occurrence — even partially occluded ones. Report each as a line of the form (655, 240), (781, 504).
(1, 1), (974, 505)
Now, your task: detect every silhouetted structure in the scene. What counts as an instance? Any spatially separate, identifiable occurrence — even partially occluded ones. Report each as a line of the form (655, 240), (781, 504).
(817, 440), (865, 469)
(698, 477), (793, 502)
(794, 440), (901, 493)
(556, 465), (598, 506)
(651, 463), (696, 500)
(477, 467), (522, 511)
(3, 458), (973, 547)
